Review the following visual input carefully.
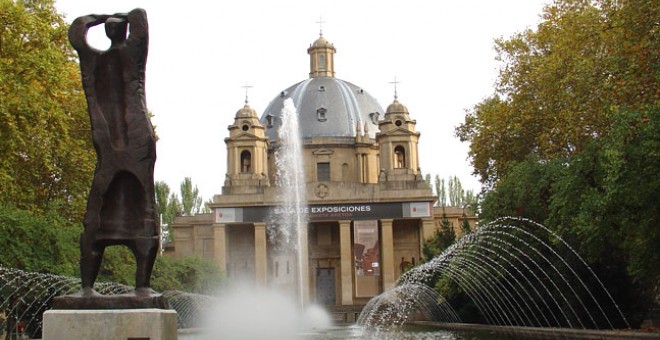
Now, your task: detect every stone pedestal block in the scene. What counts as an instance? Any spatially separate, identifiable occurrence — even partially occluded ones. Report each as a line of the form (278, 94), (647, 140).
(43, 309), (177, 340)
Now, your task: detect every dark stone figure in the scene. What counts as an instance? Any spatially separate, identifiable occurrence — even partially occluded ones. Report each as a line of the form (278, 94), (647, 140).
(54, 9), (166, 309)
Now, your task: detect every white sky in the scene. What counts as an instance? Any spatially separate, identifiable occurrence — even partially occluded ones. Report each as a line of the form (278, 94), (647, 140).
(55, 0), (548, 201)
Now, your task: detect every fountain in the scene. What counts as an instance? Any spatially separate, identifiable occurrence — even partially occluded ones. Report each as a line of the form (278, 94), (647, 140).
(172, 98), (331, 339)
(2, 217), (650, 339)
(0, 266), (132, 339)
(269, 97), (310, 307)
(358, 217), (633, 338)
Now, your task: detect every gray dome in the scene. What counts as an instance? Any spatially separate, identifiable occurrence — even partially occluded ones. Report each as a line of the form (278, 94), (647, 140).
(260, 77), (384, 142)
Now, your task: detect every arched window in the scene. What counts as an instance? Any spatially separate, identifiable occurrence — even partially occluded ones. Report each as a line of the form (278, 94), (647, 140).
(394, 146), (406, 168)
(319, 54), (326, 69)
(240, 150), (252, 173)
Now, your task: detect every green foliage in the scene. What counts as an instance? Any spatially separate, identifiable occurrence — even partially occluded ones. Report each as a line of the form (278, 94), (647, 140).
(479, 155), (560, 223)
(447, 176), (464, 207)
(457, 0), (659, 321)
(422, 212), (455, 262)
(180, 177), (203, 216)
(460, 215), (471, 235)
(151, 255), (224, 294)
(202, 198), (213, 214)
(435, 273), (484, 323)
(548, 108), (660, 288)
(479, 107), (660, 325)
(92, 248), (225, 292)
(456, 0), (660, 186)
(155, 181), (171, 222)
(0, 205), (79, 275)
(0, 0), (94, 221)
(434, 175), (446, 207)
(97, 246), (137, 286)
(155, 181), (181, 226)
(431, 175), (477, 208)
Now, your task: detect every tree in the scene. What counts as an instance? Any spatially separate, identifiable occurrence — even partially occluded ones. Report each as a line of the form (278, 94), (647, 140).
(478, 155), (559, 223)
(460, 214), (471, 235)
(180, 177), (202, 216)
(432, 175), (478, 208)
(0, 0), (94, 220)
(463, 190), (477, 210)
(167, 193), (182, 219)
(422, 213), (455, 262)
(456, 0), (660, 186)
(478, 107), (660, 326)
(151, 255), (224, 294)
(548, 107), (660, 290)
(448, 176), (464, 207)
(155, 181), (170, 221)
(434, 175), (446, 207)
(155, 181), (181, 225)
(202, 198), (213, 214)
(0, 205), (79, 275)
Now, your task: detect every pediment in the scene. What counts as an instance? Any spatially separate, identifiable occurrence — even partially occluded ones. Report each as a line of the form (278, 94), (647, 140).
(312, 148), (334, 155)
(379, 127), (416, 136)
(230, 132), (260, 140)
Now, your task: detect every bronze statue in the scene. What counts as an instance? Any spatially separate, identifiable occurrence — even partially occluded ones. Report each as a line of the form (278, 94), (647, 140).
(57, 9), (163, 307)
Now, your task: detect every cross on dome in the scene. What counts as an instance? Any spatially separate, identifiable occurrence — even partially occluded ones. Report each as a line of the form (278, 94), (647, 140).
(241, 82), (253, 105)
(315, 15), (326, 37)
(389, 76), (401, 100)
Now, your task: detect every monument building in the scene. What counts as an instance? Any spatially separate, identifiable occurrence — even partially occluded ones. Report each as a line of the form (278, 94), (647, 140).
(170, 34), (475, 322)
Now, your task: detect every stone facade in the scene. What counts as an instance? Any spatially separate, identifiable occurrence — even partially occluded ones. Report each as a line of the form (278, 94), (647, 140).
(170, 35), (477, 310)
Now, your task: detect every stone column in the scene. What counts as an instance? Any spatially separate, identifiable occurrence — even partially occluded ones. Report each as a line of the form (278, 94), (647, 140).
(339, 220), (353, 305)
(300, 222), (310, 306)
(212, 224), (227, 273)
(356, 153), (364, 182)
(380, 219), (395, 290)
(420, 217), (436, 247)
(254, 222), (268, 286)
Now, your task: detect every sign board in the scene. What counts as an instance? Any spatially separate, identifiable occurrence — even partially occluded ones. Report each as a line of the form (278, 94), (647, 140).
(214, 201), (432, 223)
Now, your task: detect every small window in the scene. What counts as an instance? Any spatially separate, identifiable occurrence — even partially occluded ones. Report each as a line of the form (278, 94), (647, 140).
(317, 162), (330, 181)
(317, 107), (327, 122)
(394, 146), (406, 168)
(369, 112), (380, 124)
(395, 120), (403, 127)
(241, 150), (252, 173)
(242, 124), (250, 131)
(318, 85), (326, 92)
(266, 114), (274, 127)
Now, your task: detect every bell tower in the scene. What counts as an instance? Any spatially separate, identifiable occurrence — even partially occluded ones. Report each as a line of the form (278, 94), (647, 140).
(224, 99), (269, 191)
(376, 95), (421, 182)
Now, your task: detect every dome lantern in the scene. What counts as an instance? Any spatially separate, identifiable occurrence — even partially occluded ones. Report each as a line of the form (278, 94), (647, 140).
(307, 35), (336, 78)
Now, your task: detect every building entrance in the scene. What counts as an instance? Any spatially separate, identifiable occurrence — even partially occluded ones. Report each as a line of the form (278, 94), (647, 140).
(316, 268), (336, 305)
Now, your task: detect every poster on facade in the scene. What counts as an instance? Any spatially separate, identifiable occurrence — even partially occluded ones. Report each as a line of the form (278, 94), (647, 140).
(354, 220), (379, 297)
(403, 202), (432, 218)
(215, 208), (242, 223)
(354, 220), (379, 276)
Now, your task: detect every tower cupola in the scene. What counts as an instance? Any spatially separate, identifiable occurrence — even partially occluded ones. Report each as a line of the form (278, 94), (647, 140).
(307, 35), (336, 78)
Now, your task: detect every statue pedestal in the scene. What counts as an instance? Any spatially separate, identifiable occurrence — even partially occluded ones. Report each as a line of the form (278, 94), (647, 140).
(43, 309), (177, 340)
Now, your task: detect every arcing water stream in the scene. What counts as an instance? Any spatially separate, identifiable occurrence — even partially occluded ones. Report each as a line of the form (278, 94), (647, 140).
(358, 217), (630, 336)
